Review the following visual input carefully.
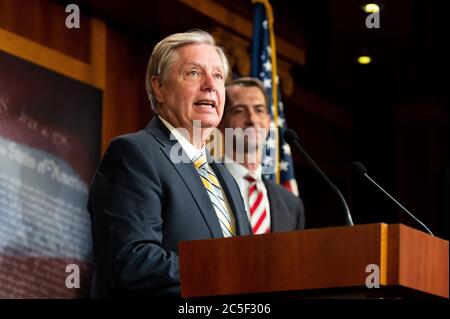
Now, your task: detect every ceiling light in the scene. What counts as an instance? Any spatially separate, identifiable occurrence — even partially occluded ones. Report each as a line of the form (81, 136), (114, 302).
(358, 56), (372, 64)
(363, 4), (380, 13)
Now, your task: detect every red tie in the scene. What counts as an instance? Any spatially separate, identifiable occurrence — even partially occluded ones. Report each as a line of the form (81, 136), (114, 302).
(245, 174), (270, 234)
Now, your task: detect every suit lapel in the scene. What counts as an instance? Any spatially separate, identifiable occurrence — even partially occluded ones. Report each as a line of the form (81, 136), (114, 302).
(263, 178), (284, 231)
(146, 117), (223, 238)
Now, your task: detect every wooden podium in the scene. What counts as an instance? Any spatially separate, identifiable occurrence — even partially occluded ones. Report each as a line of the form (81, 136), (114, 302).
(179, 223), (448, 299)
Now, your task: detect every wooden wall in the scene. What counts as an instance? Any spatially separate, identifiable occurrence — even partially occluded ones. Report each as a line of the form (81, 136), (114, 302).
(0, 0), (153, 155)
(103, 26), (153, 148)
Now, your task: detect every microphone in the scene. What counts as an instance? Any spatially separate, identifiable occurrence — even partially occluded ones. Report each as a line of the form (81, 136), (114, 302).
(283, 129), (354, 226)
(351, 161), (434, 236)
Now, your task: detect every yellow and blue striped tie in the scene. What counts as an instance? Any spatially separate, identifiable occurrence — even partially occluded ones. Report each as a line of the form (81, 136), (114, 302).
(193, 153), (235, 237)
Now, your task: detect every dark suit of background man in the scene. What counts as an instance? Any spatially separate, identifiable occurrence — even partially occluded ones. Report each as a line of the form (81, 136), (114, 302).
(218, 77), (305, 234)
(88, 30), (251, 298)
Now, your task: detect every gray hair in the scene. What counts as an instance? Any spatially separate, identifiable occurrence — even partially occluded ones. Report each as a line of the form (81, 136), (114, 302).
(145, 29), (230, 111)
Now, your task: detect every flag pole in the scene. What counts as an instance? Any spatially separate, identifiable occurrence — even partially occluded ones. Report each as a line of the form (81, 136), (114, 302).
(252, 0), (280, 183)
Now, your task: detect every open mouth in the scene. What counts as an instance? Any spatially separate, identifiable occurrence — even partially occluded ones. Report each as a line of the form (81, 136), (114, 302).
(193, 99), (216, 108)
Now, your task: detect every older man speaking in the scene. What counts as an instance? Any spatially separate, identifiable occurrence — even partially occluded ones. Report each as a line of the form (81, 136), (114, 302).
(88, 30), (251, 298)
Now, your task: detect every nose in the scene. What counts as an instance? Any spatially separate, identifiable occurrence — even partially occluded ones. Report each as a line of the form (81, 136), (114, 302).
(200, 73), (217, 93)
(246, 109), (258, 126)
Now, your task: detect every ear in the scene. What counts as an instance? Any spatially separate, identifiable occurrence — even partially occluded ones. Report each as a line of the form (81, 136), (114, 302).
(151, 75), (164, 104)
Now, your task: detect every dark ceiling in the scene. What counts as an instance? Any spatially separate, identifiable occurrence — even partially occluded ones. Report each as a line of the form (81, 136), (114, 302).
(70, 0), (449, 113)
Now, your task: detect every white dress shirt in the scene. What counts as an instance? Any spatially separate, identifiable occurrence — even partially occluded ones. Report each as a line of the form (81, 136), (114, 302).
(158, 116), (234, 219)
(223, 155), (271, 224)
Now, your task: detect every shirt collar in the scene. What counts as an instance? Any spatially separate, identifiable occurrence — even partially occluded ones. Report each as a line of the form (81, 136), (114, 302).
(224, 154), (262, 181)
(158, 115), (205, 161)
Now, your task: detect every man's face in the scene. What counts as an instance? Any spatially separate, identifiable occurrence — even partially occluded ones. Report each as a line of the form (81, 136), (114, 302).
(221, 85), (271, 153)
(152, 43), (226, 133)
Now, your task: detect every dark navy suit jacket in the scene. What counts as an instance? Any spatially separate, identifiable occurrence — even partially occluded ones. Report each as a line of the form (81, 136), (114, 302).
(262, 178), (305, 232)
(88, 116), (251, 298)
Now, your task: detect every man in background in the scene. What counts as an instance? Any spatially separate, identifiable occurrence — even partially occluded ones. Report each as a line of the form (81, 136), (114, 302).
(219, 77), (305, 234)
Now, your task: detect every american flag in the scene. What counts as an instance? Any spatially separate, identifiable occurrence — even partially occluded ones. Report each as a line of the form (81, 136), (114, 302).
(250, 0), (299, 195)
